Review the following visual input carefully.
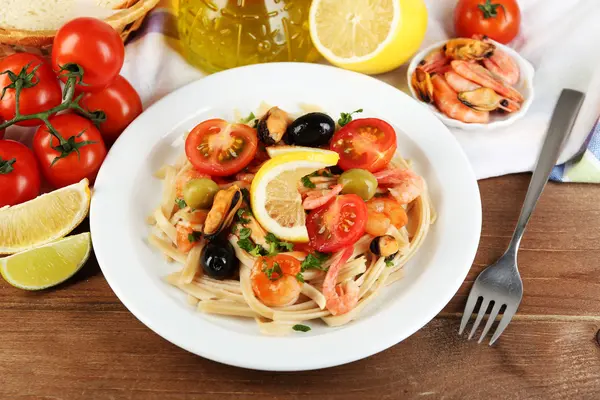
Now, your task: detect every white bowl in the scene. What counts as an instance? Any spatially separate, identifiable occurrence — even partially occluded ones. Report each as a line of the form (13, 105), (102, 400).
(407, 39), (535, 131)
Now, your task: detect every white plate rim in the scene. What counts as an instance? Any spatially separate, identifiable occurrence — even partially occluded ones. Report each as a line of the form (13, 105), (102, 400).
(90, 62), (482, 371)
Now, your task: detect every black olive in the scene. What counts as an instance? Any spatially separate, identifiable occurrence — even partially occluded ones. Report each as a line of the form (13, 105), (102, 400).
(284, 112), (335, 147)
(201, 239), (238, 280)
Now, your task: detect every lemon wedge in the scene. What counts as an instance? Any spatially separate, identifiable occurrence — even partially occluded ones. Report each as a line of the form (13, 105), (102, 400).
(250, 151), (339, 242)
(309, 0), (428, 74)
(1, 232), (91, 290)
(266, 146), (339, 159)
(0, 179), (90, 255)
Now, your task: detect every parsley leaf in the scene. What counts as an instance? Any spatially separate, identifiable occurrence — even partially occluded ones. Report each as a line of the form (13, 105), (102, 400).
(296, 272), (305, 283)
(187, 231), (201, 243)
(385, 260), (394, 267)
(265, 232), (278, 243)
(175, 198), (187, 209)
(265, 232), (294, 255)
(241, 112), (256, 124)
(338, 108), (363, 127)
(239, 227), (251, 240)
(237, 208), (251, 224)
(292, 324), (311, 332)
(237, 237), (255, 252)
(279, 241), (294, 251)
(320, 169), (333, 177)
(301, 175), (316, 189)
(263, 262), (282, 281)
(249, 245), (263, 257)
(300, 252), (330, 272)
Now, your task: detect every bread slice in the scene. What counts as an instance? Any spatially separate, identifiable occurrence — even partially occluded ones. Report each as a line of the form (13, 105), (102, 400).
(0, 0), (135, 31)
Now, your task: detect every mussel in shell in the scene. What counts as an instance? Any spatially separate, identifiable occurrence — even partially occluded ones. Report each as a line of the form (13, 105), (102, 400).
(370, 235), (400, 259)
(444, 38), (495, 61)
(411, 67), (434, 104)
(257, 107), (290, 145)
(458, 87), (520, 113)
(202, 185), (243, 240)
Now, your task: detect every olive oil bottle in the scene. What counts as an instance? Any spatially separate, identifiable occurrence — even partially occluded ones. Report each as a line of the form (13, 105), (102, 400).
(177, 0), (319, 73)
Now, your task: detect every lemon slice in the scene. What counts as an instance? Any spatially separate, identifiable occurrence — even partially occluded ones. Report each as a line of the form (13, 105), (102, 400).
(309, 0), (428, 74)
(1, 232), (91, 290)
(0, 179), (90, 255)
(266, 146), (339, 159)
(251, 151), (339, 242)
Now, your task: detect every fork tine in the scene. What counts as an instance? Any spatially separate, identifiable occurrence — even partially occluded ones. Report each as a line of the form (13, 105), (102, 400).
(459, 290), (481, 335)
(478, 302), (502, 343)
(489, 304), (517, 345)
(468, 299), (490, 340)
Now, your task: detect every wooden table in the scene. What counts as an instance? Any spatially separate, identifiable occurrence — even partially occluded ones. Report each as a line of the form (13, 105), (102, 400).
(2, 174), (599, 399)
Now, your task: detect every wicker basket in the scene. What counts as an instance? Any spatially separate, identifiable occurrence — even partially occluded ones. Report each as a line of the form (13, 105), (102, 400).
(0, 0), (161, 58)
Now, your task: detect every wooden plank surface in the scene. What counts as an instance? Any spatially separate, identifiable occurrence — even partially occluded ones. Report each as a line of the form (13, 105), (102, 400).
(1, 174), (599, 399)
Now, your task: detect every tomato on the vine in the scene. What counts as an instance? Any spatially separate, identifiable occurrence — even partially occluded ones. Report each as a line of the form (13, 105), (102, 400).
(0, 140), (41, 207)
(330, 118), (397, 173)
(79, 75), (142, 143)
(52, 17), (124, 92)
(33, 114), (107, 188)
(306, 194), (368, 252)
(185, 119), (258, 176)
(0, 53), (62, 127)
(454, 0), (521, 44)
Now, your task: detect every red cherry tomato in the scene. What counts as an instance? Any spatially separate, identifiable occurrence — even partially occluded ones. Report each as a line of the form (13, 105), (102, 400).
(330, 118), (397, 173)
(454, 0), (521, 44)
(52, 17), (125, 92)
(185, 119), (258, 177)
(0, 140), (41, 206)
(0, 53), (62, 127)
(33, 114), (107, 188)
(79, 75), (142, 143)
(306, 194), (368, 253)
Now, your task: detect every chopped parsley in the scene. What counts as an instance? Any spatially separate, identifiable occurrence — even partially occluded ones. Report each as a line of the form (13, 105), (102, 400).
(295, 272), (305, 283)
(300, 251), (330, 272)
(385, 260), (394, 267)
(320, 169), (333, 177)
(187, 231), (201, 243)
(292, 324), (311, 332)
(237, 208), (251, 224)
(241, 188), (251, 204)
(265, 232), (294, 255)
(301, 175), (316, 189)
(263, 261), (282, 281)
(338, 108), (363, 126)
(237, 237), (255, 253)
(238, 227), (251, 240)
(249, 245), (263, 257)
(175, 198), (187, 209)
(241, 112), (256, 124)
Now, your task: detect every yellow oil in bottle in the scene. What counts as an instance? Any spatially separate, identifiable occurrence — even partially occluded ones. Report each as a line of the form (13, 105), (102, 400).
(178, 0), (320, 73)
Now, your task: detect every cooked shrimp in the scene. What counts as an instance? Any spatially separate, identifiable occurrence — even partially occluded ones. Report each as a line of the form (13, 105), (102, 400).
(451, 60), (523, 103)
(365, 197), (408, 237)
(482, 50), (520, 85)
(303, 184), (343, 210)
(322, 247), (359, 316)
(374, 168), (425, 205)
(445, 71), (480, 92)
(419, 48), (450, 74)
(431, 75), (490, 124)
(175, 169), (209, 198)
(175, 223), (196, 253)
(251, 255), (302, 307)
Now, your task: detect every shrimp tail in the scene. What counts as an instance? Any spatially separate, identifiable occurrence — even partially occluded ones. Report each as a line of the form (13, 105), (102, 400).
(322, 247), (358, 316)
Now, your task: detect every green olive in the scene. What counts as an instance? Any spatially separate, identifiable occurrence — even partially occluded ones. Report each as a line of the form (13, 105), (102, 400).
(183, 178), (219, 209)
(338, 169), (378, 201)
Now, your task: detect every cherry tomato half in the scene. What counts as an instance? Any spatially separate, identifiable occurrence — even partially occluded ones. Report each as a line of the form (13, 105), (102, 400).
(52, 17), (124, 92)
(454, 0), (521, 44)
(33, 114), (107, 188)
(185, 119), (258, 177)
(0, 53), (62, 127)
(330, 118), (397, 173)
(0, 140), (41, 207)
(79, 75), (143, 143)
(306, 194), (368, 253)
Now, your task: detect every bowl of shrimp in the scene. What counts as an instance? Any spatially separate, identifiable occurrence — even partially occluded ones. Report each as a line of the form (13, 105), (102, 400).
(407, 37), (535, 131)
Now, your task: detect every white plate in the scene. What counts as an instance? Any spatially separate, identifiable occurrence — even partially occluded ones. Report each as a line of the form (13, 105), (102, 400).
(90, 63), (481, 371)
(407, 39), (535, 131)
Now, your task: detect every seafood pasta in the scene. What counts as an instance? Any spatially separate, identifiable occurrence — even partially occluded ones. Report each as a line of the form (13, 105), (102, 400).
(147, 104), (435, 335)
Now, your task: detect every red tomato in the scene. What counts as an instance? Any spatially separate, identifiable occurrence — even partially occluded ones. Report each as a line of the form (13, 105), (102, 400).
(52, 17), (124, 92)
(306, 194), (367, 252)
(0, 140), (41, 206)
(33, 114), (107, 188)
(185, 119), (258, 176)
(454, 0), (521, 44)
(79, 75), (142, 143)
(0, 53), (62, 127)
(330, 118), (397, 173)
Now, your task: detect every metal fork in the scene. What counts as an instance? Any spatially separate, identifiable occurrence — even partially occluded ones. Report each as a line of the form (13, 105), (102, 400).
(459, 89), (586, 345)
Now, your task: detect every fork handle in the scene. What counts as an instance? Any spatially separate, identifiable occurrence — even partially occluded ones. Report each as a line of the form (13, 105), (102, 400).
(507, 89), (585, 256)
